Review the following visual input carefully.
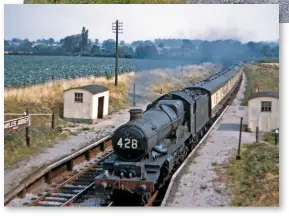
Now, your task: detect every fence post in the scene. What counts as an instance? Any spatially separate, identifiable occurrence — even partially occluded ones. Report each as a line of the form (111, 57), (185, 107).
(51, 108), (55, 129)
(133, 84), (136, 106)
(85, 151), (91, 161)
(100, 142), (104, 152)
(236, 117), (243, 160)
(26, 109), (30, 147)
(256, 126), (259, 143)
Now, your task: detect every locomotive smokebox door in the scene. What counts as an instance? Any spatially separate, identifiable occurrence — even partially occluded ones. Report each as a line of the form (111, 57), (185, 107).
(112, 125), (147, 162)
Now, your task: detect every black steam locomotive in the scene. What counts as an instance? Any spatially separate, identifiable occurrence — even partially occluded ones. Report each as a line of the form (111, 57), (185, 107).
(95, 64), (243, 205)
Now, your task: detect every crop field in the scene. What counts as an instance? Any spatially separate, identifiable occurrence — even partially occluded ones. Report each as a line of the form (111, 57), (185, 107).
(4, 55), (192, 87)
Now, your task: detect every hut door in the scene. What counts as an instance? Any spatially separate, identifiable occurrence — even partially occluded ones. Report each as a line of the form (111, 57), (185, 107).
(98, 96), (104, 118)
(259, 115), (269, 132)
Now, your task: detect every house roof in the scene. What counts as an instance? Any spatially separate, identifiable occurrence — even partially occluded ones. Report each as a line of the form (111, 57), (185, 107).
(65, 85), (109, 94)
(248, 91), (279, 100)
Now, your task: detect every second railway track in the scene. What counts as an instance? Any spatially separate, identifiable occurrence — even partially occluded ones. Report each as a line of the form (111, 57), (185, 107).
(27, 149), (114, 207)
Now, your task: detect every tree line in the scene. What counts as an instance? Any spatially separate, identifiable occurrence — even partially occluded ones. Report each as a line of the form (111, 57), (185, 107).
(4, 26), (279, 65)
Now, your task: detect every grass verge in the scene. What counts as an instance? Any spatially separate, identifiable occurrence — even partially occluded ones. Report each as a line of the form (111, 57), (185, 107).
(242, 63), (279, 106)
(4, 127), (67, 166)
(222, 134), (279, 206)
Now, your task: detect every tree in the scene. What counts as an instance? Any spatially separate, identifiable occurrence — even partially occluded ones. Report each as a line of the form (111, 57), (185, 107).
(48, 38), (55, 45)
(119, 46), (133, 58)
(101, 39), (115, 55)
(247, 41), (260, 57)
(4, 40), (10, 51)
(120, 40), (125, 46)
(61, 36), (73, 53)
(135, 44), (158, 59)
(260, 45), (273, 57)
(90, 45), (101, 56)
(18, 39), (32, 52)
(94, 39), (99, 45)
(182, 39), (191, 47)
(12, 38), (22, 43)
(272, 46), (279, 57)
(158, 43), (164, 49)
(80, 26), (89, 56)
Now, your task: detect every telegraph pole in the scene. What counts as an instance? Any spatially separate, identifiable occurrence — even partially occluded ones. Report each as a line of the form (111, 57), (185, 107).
(112, 20), (123, 86)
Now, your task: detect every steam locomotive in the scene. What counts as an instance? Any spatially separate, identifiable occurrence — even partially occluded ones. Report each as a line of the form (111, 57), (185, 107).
(95, 64), (243, 205)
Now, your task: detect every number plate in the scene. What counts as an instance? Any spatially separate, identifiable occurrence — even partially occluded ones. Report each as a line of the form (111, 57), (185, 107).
(117, 138), (138, 149)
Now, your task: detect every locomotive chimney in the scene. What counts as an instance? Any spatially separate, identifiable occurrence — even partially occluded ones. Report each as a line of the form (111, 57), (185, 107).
(129, 108), (142, 121)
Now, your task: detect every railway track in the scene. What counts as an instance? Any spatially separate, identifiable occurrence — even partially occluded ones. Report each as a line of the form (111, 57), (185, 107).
(25, 146), (158, 207)
(27, 149), (114, 207)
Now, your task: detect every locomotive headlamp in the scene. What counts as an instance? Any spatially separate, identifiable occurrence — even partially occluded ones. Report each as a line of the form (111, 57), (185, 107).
(128, 170), (136, 178)
(104, 170), (109, 177)
(121, 184), (125, 190)
(120, 172), (124, 178)
(141, 172), (147, 180)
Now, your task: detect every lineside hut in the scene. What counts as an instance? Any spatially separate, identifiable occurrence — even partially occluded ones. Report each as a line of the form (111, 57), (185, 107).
(247, 91), (279, 132)
(63, 85), (109, 124)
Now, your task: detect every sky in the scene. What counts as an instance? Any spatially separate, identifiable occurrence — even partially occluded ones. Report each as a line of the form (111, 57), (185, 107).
(4, 4), (279, 43)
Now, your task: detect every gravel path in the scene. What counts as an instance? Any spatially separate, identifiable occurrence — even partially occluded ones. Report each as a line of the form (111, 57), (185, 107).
(162, 72), (256, 207)
(185, 1), (286, 23)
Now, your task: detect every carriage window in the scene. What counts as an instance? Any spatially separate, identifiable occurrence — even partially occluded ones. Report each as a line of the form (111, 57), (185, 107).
(75, 93), (83, 103)
(261, 101), (271, 112)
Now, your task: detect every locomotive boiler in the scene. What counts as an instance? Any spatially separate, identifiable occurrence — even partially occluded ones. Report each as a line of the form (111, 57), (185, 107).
(95, 63), (243, 206)
(112, 100), (186, 162)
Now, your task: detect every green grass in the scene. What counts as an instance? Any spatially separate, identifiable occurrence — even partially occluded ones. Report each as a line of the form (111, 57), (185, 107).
(222, 134), (279, 206)
(242, 64), (279, 106)
(4, 127), (67, 166)
(24, 0), (184, 3)
(4, 102), (68, 166)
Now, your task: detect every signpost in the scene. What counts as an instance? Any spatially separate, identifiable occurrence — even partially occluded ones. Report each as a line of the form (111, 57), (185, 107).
(4, 116), (30, 133)
(4, 110), (55, 147)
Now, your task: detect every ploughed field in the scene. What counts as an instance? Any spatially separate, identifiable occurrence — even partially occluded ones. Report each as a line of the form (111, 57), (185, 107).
(4, 55), (193, 87)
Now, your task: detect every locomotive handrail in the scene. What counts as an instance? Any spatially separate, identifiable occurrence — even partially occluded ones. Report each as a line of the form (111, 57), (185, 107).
(147, 112), (186, 139)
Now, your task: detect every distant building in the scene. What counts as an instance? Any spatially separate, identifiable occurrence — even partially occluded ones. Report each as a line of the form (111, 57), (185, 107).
(63, 85), (109, 124)
(247, 91), (279, 132)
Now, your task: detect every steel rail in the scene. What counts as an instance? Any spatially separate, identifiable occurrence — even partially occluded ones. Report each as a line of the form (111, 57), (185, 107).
(4, 135), (111, 205)
(28, 151), (113, 206)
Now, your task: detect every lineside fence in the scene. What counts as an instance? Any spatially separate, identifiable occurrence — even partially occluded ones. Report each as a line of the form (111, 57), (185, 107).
(236, 117), (279, 160)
